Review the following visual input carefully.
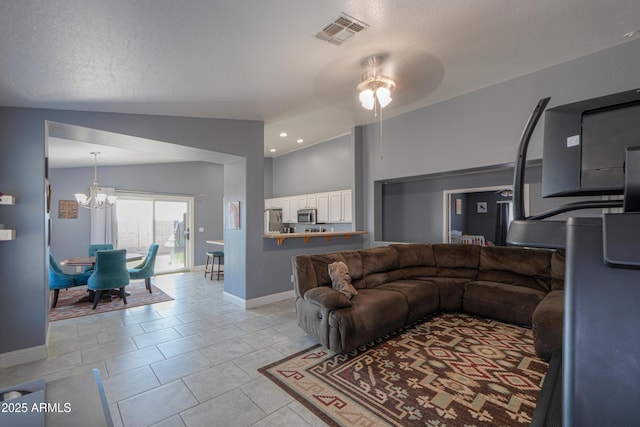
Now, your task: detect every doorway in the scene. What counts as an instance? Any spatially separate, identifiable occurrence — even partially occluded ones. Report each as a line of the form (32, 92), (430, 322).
(442, 185), (529, 245)
(116, 193), (194, 273)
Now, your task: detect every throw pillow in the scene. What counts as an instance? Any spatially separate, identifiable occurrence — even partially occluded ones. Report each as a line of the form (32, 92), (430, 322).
(328, 261), (358, 299)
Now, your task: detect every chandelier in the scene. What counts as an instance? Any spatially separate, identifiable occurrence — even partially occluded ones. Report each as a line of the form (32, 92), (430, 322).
(74, 152), (116, 209)
(357, 56), (396, 115)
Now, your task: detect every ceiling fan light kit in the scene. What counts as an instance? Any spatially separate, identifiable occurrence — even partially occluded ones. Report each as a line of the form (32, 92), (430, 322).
(357, 56), (396, 112)
(357, 76), (395, 110)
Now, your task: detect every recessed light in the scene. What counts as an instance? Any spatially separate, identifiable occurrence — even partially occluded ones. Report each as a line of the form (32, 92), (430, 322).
(279, 132), (287, 138)
(297, 139), (304, 143)
(270, 148), (276, 153)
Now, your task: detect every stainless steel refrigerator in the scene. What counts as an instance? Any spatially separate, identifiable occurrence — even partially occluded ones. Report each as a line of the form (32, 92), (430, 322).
(264, 208), (283, 233)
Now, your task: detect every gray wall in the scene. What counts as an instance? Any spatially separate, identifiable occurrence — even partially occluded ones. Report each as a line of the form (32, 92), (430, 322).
(271, 134), (353, 196)
(223, 159), (247, 299)
(365, 38), (640, 245)
(0, 107), (264, 358)
(464, 191), (510, 242)
(49, 161), (224, 267)
(0, 108), (49, 356)
(379, 163), (607, 243)
(380, 166), (518, 242)
(263, 157), (273, 199)
(262, 131), (366, 290)
(449, 193), (466, 233)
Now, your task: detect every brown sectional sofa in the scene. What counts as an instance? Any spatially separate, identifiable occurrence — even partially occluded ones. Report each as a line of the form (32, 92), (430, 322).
(293, 243), (564, 361)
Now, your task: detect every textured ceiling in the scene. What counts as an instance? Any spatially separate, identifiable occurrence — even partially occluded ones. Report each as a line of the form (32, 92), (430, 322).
(1, 0), (639, 165)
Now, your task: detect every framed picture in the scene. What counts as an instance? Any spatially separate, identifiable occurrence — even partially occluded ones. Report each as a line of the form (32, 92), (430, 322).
(46, 181), (52, 214)
(59, 200), (78, 219)
(228, 201), (240, 229)
(455, 198), (462, 215)
(476, 201), (488, 214)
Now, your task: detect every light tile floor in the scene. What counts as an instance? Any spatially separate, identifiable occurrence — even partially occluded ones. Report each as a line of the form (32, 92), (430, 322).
(0, 272), (327, 427)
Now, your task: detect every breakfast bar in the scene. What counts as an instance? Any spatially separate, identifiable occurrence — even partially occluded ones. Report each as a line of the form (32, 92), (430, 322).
(263, 231), (367, 246)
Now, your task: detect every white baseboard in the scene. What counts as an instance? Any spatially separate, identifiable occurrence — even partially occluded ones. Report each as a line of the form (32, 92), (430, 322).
(223, 290), (295, 309)
(0, 344), (48, 369)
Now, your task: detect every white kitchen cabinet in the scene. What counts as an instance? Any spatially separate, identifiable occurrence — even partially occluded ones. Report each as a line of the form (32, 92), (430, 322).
(264, 197), (296, 223)
(306, 193), (317, 209)
(328, 190), (352, 223)
(280, 197), (293, 223)
(289, 198), (299, 222)
(316, 193), (329, 223)
(296, 195), (308, 210)
(296, 194), (317, 210)
(342, 189), (352, 222)
(264, 189), (350, 224)
(264, 198), (277, 209)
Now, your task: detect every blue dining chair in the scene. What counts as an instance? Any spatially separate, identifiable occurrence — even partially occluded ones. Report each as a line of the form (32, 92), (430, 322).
(49, 254), (92, 308)
(88, 249), (130, 309)
(128, 243), (159, 294)
(85, 243), (114, 273)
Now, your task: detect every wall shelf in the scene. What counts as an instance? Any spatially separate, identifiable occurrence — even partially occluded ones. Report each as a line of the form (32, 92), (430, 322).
(263, 231), (367, 246)
(0, 229), (16, 240)
(0, 194), (15, 205)
(1, 194), (16, 240)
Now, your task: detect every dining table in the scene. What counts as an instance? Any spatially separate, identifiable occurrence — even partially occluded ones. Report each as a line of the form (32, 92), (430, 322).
(60, 252), (144, 267)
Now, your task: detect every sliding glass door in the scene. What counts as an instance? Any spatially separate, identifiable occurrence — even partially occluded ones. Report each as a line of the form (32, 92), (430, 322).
(116, 193), (193, 274)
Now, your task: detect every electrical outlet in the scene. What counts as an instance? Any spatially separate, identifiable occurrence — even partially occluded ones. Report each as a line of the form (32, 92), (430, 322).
(75, 266), (82, 273)
(291, 274), (294, 283)
(199, 227), (204, 232)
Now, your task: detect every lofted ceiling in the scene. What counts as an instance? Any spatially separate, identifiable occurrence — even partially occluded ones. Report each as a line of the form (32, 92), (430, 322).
(1, 1), (639, 166)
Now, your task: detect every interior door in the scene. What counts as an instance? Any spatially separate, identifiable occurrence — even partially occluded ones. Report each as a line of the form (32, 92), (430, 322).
(116, 193), (194, 273)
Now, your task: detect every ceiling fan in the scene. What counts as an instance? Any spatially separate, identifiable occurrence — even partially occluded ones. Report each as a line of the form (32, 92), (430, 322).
(312, 47), (446, 123)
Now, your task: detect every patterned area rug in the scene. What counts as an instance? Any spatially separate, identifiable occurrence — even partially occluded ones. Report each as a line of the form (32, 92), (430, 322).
(260, 313), (548, 426)
(49, 281), (173, 321)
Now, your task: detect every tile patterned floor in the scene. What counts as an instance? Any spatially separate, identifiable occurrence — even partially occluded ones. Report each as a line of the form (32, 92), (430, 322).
(0, 272), (326, 427)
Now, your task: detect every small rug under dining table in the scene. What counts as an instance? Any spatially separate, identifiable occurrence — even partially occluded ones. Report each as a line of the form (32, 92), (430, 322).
(259, 312), (548, 426)
(49, 281), (173, 321)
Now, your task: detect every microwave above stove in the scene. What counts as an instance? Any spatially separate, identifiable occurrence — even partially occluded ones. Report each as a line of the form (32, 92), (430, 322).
(297, 208), (317, 225)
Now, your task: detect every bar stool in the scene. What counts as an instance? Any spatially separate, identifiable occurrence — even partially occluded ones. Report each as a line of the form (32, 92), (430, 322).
(204, 251), (224, 280)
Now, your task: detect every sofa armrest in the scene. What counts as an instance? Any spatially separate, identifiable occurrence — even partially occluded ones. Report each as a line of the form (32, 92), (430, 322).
(304, 287), (353, 310)
(532, 290), (564, 361)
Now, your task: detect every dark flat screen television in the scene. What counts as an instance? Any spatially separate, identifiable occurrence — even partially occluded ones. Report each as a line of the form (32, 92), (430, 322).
(542, 88), (640, 197)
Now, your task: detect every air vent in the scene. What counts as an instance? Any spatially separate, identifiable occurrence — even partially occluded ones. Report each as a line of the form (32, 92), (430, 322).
(315, 13), (369, 46)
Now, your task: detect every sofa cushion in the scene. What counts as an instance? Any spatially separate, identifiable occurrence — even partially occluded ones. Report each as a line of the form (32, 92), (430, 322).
(392, 244), (436, 268)
(433, 244), (480, 278)
(478, 246), (552, 292)
(375, 279), (439, 323)
(360, 246), (399, 275)
(328, 288), (409, 353)
(551, 251), (566, 291)
(533, 290), (564, 360)
(356, 247), (400, 288)
(415, 276), (470, 312)
(463, 281), (547, 327)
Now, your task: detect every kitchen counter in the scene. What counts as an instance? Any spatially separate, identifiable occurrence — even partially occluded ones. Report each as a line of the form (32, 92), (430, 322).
(263, 231), (367, 246)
